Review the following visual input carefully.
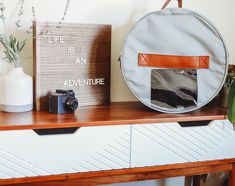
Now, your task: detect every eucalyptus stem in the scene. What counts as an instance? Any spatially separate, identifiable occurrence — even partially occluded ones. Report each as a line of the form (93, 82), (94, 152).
(57, 0), (70, 28)
(0, 2), (6, 33)
(16, 0), (25, 28)
(15, 54), (19, 67)
(32, 6), (36, 22)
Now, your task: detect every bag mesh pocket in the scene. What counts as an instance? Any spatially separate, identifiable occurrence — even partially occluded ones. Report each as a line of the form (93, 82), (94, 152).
(151, 69), (198, 110)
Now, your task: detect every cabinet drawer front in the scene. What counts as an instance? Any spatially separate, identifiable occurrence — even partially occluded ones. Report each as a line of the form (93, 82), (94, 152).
(0, 125), (130, 179)
(131, 120), (235, 168)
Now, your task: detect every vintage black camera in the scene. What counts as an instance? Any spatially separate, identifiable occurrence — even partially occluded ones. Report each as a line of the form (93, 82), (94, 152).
(49, 89), (78, 114)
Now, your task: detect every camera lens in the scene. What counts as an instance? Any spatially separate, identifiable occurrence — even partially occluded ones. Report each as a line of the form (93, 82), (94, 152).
(64, 96), (78, 112)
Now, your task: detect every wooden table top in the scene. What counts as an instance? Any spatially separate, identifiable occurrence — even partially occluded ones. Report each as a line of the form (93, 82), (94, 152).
(0, 102), (227, 131)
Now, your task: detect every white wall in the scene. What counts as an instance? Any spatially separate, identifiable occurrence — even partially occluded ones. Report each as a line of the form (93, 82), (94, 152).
(0, 0), (233, 185)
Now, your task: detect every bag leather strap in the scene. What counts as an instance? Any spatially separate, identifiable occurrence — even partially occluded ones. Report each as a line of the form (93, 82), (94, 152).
(161, 0), (183, 9)
(138, 53), (210, 69)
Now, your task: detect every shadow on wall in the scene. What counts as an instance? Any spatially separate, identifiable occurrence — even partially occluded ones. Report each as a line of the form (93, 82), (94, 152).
(82, 0), (153, 102)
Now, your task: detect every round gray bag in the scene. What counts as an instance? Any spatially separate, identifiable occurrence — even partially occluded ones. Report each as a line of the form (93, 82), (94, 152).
(120, 0), (229, 113)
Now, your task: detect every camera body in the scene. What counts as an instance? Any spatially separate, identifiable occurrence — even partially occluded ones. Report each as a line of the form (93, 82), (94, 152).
(49, 90), (78, 114)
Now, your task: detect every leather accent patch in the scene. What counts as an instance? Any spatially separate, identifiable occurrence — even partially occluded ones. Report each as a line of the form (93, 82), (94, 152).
(138, 53), (210, 69)
(138, 54), (150, 66)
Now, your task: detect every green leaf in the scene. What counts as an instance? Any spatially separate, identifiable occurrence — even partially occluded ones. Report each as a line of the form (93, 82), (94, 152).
(16, 41), (20, 52)
(0, 33), (26, 66)
(4, 46), (16, 62)
(19, 39), (26, 51)
(228, 81), (235, 128)
(9, 35), (14, 50)
(4, 51), (13, 62)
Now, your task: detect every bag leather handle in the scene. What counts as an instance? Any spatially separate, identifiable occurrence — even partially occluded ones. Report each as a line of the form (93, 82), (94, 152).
(161, 0), (183, 9)
(138, 53), (210, 69)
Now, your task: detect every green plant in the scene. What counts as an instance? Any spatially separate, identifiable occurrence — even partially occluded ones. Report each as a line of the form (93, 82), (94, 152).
(0, 34), (26, 67)
(0, 1), (26, 68)
(227, 72), (235, 128)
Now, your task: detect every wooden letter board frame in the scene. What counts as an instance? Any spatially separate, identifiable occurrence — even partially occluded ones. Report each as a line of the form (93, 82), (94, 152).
(33, 22), (111, 111)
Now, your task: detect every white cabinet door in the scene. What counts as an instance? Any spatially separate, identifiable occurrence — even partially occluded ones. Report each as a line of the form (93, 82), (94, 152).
(131, 120), (235, 168)
(0, 125), (131, 179)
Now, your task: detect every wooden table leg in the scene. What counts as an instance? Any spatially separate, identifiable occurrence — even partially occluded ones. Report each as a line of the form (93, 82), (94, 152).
(229, 163), (235, 186)
(193, 175), (201, 186)
(185, 176), (192, 186)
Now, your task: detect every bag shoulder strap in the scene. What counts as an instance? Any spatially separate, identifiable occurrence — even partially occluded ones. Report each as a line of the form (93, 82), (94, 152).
(161, 0), (183, 9)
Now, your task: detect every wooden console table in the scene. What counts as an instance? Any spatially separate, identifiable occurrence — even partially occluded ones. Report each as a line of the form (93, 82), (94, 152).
(0, 102), (234, 186)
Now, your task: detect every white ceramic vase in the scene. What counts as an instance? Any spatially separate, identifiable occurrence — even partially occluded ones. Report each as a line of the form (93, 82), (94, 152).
(0, 67), (33, 112)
